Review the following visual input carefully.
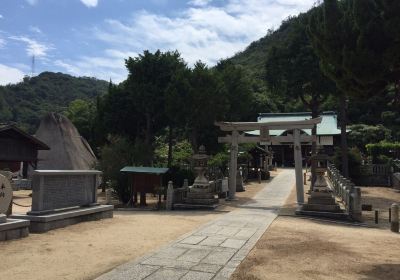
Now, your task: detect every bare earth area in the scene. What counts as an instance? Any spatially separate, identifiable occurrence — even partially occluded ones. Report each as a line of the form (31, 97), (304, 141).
(3, 173), (277, 280)
(232, 176), (400, 280)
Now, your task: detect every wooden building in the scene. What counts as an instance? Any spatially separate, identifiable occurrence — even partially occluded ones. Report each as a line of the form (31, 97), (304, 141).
(247, 111), (342, 167)
(0, 125), (49, 177)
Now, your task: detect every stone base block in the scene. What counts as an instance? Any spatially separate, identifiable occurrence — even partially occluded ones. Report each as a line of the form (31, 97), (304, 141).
(307, 197), (337, 205)
(301, 203), (342, 212)
(296, 209), (349, 220)
(173, 203), (219, 210)
(186, 193), (215, 199)
(184, 198), (219, 205)
(11, 205), (113, 233)
(0, 219), (30, 241)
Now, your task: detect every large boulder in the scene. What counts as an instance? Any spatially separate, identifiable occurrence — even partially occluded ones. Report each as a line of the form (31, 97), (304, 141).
(34, 112), (96, 170)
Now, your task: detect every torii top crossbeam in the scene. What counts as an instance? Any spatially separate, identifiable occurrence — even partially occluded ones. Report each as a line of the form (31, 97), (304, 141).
(215, 117), (322, 131)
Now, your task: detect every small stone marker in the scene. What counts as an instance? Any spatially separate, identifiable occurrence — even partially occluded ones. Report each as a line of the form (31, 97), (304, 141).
(391, 203), (399, 233)
(166, 181), (174, 211)
(0, 175), (12, 216)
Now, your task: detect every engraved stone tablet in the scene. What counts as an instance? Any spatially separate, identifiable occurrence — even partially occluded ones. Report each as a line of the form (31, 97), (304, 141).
(0, 174), (12, 214)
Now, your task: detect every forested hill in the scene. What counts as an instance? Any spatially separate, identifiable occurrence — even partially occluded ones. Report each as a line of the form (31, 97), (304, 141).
(228, 17), (295, 81)
(0, 72), (108, 133)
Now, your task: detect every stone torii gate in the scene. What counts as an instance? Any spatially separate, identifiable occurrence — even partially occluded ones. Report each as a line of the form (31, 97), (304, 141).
(216, 117), (322, 204)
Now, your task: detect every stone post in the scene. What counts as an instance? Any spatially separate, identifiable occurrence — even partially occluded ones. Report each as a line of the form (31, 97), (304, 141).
(391, 203), (399, 233)
(350, 187), (362, 222)
(294, 129), (304, 204)
(228, 130), (238, 200)
(183, 179), (188, 188)
(166, 181), (174, 211)
(105, 188), (112, 205)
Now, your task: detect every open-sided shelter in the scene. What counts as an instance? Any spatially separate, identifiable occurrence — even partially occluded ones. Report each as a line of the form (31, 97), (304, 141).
(0, 125), (49, 177)
(120, 166), (169, 207)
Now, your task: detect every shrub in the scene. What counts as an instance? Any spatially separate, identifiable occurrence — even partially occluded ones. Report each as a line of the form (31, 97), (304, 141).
(365, 141), (400, 163)
(333, 147), (362, 179)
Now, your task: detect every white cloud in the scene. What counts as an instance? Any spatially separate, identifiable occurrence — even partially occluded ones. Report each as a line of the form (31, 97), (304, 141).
(29, 26), (42, 34)
(55, 0), (314, 82)
(189, 0), (213, 7)
(0, 14), (3, 19)
(26, 0), (38, 6)
(0, 38), (5, 48)
(0, 64), (25, 85)
(94, 0), (315, 66)
(80, 0), (98, 8)
(9, 36), (52, 57)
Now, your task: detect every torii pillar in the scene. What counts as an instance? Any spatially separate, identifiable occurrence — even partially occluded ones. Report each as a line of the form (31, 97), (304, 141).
(228, 130), (238, 200)
(293, 129), (304, 203)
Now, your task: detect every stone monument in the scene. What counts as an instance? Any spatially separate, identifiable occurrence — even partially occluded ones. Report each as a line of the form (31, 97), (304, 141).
(11, 170), (113, 233)
(174, 146), (219, 209)
(0, 174), (30, 241)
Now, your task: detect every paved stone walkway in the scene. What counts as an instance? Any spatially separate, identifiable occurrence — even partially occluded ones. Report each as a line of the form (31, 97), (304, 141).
(97, 169), (295, 280)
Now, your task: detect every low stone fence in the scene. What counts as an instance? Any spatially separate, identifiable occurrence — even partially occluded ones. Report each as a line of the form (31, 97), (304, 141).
(355, 164), (392, 186)
(11, 179), (32, 190)
(171, 178), (224, 204)
(327, 162), (362, 221)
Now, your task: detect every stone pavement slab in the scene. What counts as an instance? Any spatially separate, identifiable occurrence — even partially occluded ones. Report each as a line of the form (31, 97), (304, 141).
(96, 169), (295, 280)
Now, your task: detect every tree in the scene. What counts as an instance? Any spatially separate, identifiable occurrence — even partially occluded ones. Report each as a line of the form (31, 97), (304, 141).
(308, 0), (400, 176)
(265, 14), (335, 185)
(100, 50), (188, 165)
(65, 99), (95, 143)
(185, 62), (228, 152)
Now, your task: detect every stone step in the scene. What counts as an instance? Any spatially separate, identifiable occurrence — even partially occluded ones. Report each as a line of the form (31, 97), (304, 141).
(295, 209), (349, 220)
(184, 198), (219, 205)
(309, 191), (333, 198)
(301, 203), (342, 213)
(308, 197), (337, 205)
(173, 203), (218, 210)
(186, 193), (216, 199)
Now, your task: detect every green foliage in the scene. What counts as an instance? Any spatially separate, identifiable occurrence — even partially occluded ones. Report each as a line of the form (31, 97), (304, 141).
(97, 136), (135, 202)
(348, 124), (392, 151)
(154, 136), (192, 167)
(333, 147), (362, 178)
(366, 141), (400, 163)
(0, 72), (108, 133)
(308, 0), (400, 97)
(64, 99), (96, 143)
(265, 14), (334, 117)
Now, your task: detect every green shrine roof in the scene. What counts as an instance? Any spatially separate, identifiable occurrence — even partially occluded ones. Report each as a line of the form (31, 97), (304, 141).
(247, 111), (341, 136)
(120, 166), (169, 174)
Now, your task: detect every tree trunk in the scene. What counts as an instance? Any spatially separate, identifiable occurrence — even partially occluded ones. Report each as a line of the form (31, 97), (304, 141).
(340, 94), (349, 178)
(311, 103), (319, 190)
(191, 128), (198, 152)
(167, 125), (173, 168)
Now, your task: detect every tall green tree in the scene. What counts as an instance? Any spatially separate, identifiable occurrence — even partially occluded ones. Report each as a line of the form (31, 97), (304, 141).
(308, 0), (400, 176)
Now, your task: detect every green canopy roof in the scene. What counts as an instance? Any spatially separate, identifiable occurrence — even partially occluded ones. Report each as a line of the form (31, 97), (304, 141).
(120, 166), (169, 174)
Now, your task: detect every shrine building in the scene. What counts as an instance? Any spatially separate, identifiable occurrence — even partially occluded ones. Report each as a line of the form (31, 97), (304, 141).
(247, 111), (342, 167)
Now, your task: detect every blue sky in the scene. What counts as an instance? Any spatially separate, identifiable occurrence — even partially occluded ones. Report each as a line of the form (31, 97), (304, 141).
(0, 0), (315, 85)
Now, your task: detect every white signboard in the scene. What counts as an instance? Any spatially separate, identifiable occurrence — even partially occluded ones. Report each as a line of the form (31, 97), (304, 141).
(0, 175), (12, 214)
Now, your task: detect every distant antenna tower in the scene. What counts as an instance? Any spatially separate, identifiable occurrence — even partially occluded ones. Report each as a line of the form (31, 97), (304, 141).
(31, 55), (35, 77)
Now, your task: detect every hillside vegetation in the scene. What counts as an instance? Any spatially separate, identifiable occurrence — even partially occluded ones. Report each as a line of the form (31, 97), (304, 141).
(0, 72), (108, 133)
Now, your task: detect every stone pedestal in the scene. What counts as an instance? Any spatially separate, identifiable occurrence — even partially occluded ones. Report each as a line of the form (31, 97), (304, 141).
(297, 168), (346, 218)
(11, 170), (113, 233)
(174, 146), (218, 210)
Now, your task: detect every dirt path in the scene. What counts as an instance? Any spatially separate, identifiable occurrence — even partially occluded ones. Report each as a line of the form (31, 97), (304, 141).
(231, 176), (400, 280)
(3, 175), (277, 280)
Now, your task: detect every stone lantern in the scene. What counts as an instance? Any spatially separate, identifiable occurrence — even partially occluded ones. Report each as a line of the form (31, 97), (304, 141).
(192, 145), (209, 188)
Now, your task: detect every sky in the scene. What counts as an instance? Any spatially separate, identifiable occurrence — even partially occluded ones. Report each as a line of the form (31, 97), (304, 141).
(0, 0), (316, 85)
